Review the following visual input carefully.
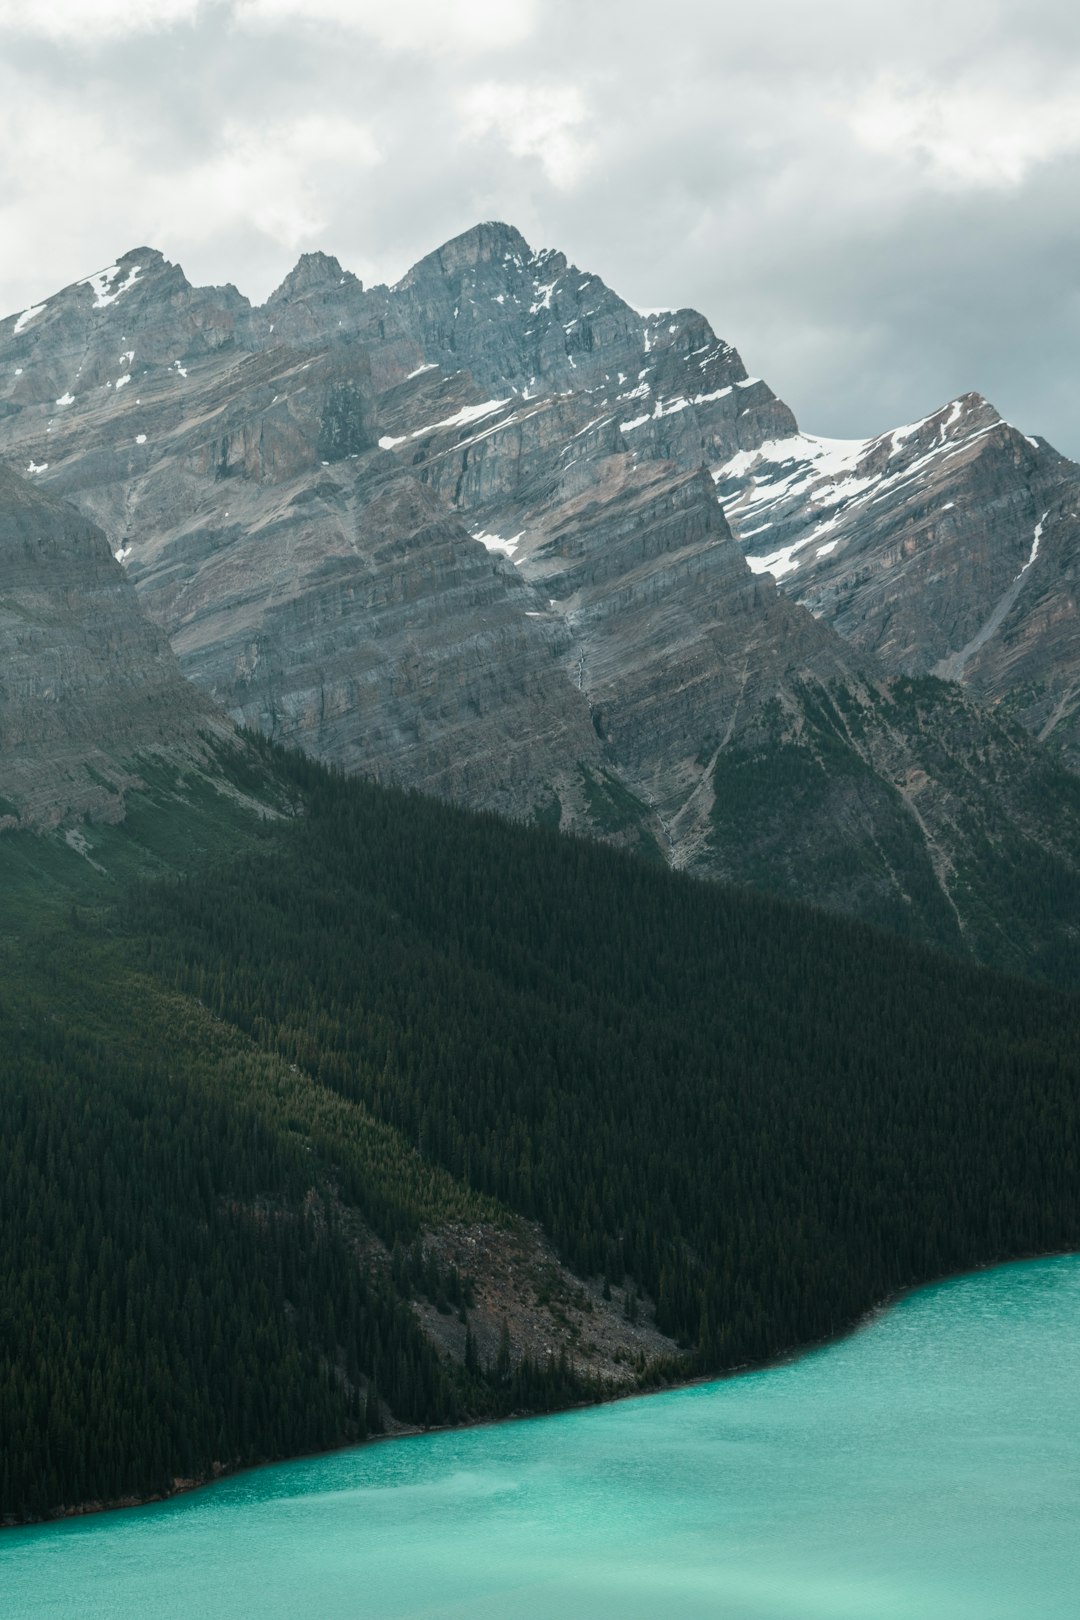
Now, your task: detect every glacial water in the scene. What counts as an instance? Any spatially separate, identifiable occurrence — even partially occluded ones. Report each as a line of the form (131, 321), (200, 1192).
(5, 1256), (1080, 1619)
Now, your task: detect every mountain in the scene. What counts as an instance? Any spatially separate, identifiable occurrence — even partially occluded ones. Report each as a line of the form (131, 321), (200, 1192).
(0, 245), (606, 822)
(0, 461), (232, 830)
(4, 225), (1080, 974)
(715, 393), (1080, 769)
(6, 240), (1080, 1523)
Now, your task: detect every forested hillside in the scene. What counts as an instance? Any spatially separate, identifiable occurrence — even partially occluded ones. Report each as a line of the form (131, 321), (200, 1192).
(4, 741), (1080, 1523)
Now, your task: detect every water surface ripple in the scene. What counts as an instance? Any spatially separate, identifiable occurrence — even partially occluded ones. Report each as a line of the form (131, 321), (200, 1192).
(6, 1256), (1080, 1618)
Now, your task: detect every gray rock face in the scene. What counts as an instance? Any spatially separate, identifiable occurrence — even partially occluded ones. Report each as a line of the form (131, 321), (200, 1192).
(5, 224), (1080, 966)
(383, 221), (796, 459)
(1, 248), (260, 419)
(174, 466), (604, 820)
(715, 393), (1080, 768)
(0, 249), (607, 819)
(0, 463), (226, 828)
(1, 229), (803, 834)
(394, 385), (853, 841)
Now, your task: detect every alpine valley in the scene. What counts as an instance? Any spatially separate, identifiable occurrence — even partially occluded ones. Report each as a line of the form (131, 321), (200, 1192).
(4, 223), (1080, 1527)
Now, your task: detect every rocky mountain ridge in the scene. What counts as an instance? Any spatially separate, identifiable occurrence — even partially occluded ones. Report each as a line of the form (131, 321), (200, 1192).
(0, 461), (231, 829)
(4, 222), (1080, 970)
(716, 393), (1080, 768)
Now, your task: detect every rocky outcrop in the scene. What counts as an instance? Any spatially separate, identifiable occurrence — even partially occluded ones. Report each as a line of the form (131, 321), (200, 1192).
(0, 248), (261, 419)
(715, 394), (1080, 769)
(374, 354), (1080, 969)
(5, 224), (1080, 968)
(166, 465), (604, 820)
(0, 462), (227, 828)
(383, 220), (795, 458)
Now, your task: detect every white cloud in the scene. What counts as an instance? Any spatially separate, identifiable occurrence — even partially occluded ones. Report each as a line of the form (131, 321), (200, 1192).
(459, 82), (593, 188)
(236, 0), (537, 54)
(159, 115), (381, 248)
(2, 0), (1080, 460)
(0, 0), (198, 40)
(849, 76), (1080, 187)
(0, 100), (380, 321)
(0, 97), (133, 291)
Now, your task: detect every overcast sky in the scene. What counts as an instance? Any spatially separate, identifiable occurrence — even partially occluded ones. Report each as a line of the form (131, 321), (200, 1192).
(2, 0), (1078, 453)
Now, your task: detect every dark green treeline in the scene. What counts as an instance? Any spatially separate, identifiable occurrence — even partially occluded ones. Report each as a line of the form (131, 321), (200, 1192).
(134, 747), (1080, 1365)
(4, 738), (1080, 1520)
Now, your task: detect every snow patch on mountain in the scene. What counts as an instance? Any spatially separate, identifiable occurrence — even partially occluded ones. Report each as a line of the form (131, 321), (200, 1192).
(745, 510), (846, 580)
(13, 304), (46, 335)
(529, 281), (559, 315)
(717, 400), (1007, 581)
(1017, 512), (1049, 579)
(471, 528), (524, 561)
(411, 399), (510, 438)
(81, 264), (143, 310)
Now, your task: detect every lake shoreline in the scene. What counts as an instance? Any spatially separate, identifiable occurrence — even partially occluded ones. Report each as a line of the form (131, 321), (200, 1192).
(8, 1246), (1076, 1532)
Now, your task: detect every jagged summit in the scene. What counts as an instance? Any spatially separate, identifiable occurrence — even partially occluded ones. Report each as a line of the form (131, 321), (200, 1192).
(377, 220), (794, 442)
(112, 246), (167, 267)
(3, 217), (1080, 931)
(0, 240), (256, 426)
(2, 246), (173, 336)
(711, 382), (1080, 744)
(393, 220), (533, 287)
(257, 250), (366, 349)
(714, 387), (1044, 576)
(265, 250), (362, 306)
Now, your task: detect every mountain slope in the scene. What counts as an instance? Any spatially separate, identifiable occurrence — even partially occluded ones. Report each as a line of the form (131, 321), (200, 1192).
(0, 461), (235, 829)
(0, 247), (606, 821)
(716, 393), (1080, 768)
(5, 227), (1080, 973)
(5, 740), (1080, 1523)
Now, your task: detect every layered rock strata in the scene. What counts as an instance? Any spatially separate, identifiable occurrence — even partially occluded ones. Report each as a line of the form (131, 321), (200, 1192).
(0, 463), (227, 828)
(4, 224), (1080, 964)
(715, 394), (1080, 767)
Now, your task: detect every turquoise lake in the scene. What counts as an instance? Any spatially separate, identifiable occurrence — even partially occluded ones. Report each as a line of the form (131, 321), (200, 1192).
(5, 1256), (1080, 1618)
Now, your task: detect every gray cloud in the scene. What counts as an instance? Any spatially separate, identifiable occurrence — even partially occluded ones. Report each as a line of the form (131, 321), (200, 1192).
(1, 0), (1078, 452)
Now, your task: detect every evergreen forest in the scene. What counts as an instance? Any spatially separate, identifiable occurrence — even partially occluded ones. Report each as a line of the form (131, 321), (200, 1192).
(3, 738), (1080, 1523)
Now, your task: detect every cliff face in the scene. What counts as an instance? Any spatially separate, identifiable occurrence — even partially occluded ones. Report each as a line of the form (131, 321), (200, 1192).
(0, 464), (227, 829)
(0, 240), (611, 820)
(715, 394), (1080, 768)
(0, 225), (806, 832)
(378, 365), (852, 850)
(4, 224), (1080, 963)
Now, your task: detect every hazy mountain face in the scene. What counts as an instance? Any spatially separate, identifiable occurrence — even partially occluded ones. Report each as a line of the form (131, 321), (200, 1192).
(0, 461), (229, 829)
(4, 221), (1080, 967)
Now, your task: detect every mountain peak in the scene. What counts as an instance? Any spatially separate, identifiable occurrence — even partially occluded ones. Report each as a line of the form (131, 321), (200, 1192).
(115, 246), (167, 267)
(948, 390), (997, 421)
(78, 247), (181, 296)
(266, 251), (362, 306)
(396, 221), (532, 288)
